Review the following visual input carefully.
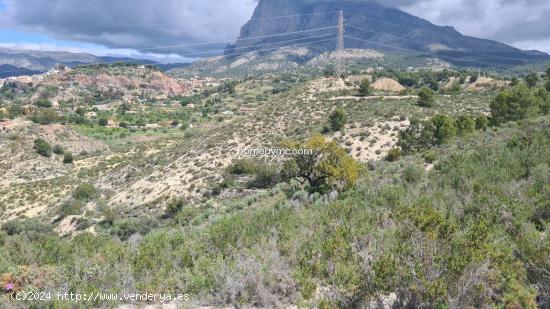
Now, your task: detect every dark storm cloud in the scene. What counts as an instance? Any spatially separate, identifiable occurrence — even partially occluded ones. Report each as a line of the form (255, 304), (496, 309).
(1, 0), (550, 54)
(377, 0), (550, 52)
(1, 0), (257, 55)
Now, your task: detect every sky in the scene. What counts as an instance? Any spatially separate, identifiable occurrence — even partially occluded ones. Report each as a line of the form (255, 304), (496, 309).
(1, 0), (549, 63)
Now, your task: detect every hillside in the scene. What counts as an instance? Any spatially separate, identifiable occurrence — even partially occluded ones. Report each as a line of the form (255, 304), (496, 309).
(227, 0), (550, 67)
(0, 62), (549, 307)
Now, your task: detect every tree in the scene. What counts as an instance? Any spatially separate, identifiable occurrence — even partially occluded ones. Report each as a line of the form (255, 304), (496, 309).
(358, 78), (371, 96)
(456, 115), (476, 136)
(430, 115), (457, 144)
(545, 80), (550, 92)
(328, 108), (347, 132)
(546, 67), (550, 79)
(63, 152), (74, 164)
(510, 77), (519, 86)
(417, 87), (435, 107)
(525, 73), (539, 88)
(283, 134), (361, 193)
(33, 138), (52, 157)
(98, 118), (108, 126)
(490, 84), (541, 124)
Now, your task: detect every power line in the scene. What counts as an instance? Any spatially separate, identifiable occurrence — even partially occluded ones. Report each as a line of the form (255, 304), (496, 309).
(139, 26), (338, 51)
(182, 33), (337, 56)
(345, 24), (535, 63)
(200, 37), (336, 59)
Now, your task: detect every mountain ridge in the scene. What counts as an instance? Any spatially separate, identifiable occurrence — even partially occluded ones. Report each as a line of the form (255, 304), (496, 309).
(226, 0), (550, 67)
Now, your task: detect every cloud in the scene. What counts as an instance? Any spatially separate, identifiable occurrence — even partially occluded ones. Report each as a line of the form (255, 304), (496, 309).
(2, 0), (257, 55)
(1, 0), (550, 56)
(376, 0), (550, 52)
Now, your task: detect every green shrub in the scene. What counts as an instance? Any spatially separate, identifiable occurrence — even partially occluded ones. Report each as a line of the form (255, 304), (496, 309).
(35, 99), (52, 108)
(73, 183), (98, 201)
(358, 78), (371, 96)
(490, 84), (542, 124)
(422, 151), (437, 163)
(98, 118), (108, 126)
(386, 148), (401, 162)
(53, 144), (64, 155)
(247, 164), (280, 189)
(112, 218), (159, 240)
(1, 218), (53, 239)
(34, 138), (52, 157)
(417, 87), (435, 107)
(475, 116), (489, 131)
(402, 165), (423, 183)
(328, 108), (347, 132)
(525, 72), (538, 88)
(59, 200), (84, 217)
(226, 159), (257, 175)
(456, 115), (476, 136)
(63, 152), (74, 164)
(430, 115), (457, 144)
(166, 198), (186, 217)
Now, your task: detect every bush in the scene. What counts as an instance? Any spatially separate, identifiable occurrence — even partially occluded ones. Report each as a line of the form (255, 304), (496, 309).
(59, 200), (84, 217)
(358, 78), (371, 96)
(63, 152), (74, 164)
(402, 165), (423, 183)
(73, 183), (98, 201)
(490, 84), (542, 124)
(417, 87), (435, 107)
(112, 218), (159, 240)
(386, 148), (401, 162)
(31, 110), (58, 125)
(35, 99), (52, 108)
(1, 218), (53, 239)
(545, 80), (550, 92)
(430, 115), (457, 144)
(166, 198), (186, 217)
(475, 116), (489, 131)
(98, 118), (108, 126)
(53, 144), (64, 155)
(328, 108), (347, 132)
(247, 164), (280, 189)
(227, 159), (257, 175)
(422, 151), (437, 163)
(456, 115), (476, 136)
(525, 72), (538, 88)
(34, 138), (52, 157)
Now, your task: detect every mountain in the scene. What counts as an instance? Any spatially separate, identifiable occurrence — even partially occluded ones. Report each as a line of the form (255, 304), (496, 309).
(0, 64), (41, 78)
(0, 49), (189, 77)
(227, 0), (550, 67)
